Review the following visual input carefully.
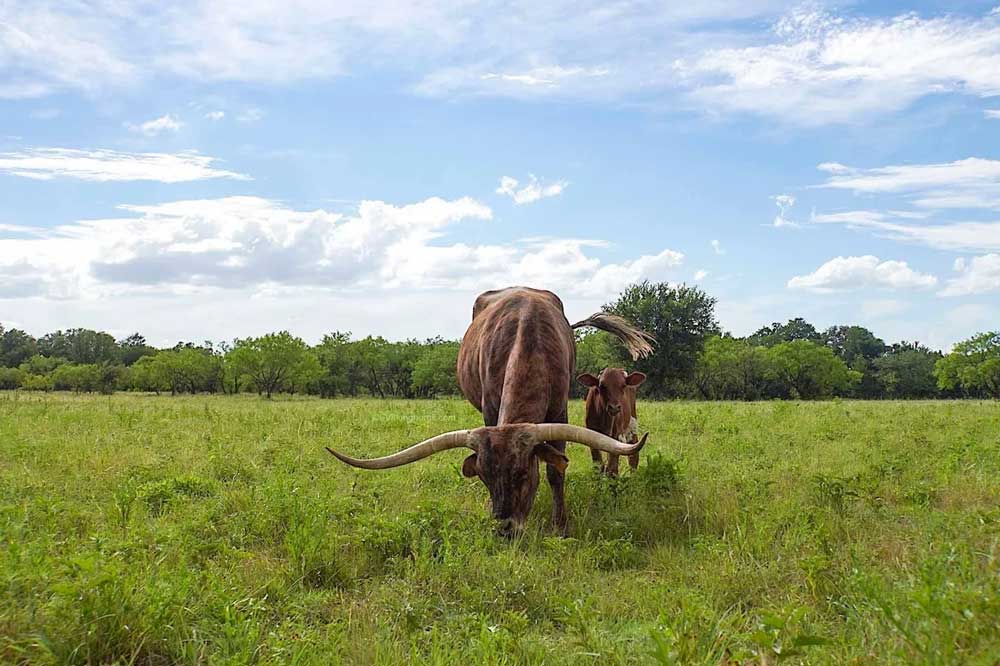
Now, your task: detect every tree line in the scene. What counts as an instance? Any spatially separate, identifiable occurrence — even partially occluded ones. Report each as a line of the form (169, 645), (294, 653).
(1, 282), (997, 399)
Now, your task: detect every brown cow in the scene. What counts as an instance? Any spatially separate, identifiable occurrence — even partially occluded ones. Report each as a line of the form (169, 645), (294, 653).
(326, 286), (653, 536)
(578, 368), (646, 476)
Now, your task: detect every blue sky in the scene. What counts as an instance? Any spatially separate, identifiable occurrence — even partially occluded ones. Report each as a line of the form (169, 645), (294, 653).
(1, 1), (999, 350)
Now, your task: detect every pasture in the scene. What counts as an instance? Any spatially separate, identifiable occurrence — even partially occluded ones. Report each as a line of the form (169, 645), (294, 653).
(1, 394), (999, 665)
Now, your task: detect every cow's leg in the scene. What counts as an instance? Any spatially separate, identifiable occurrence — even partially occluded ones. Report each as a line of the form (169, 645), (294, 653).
(590, 449), (605, 472)
(606, 453), (620, 477)
(545, 439), (568, 536)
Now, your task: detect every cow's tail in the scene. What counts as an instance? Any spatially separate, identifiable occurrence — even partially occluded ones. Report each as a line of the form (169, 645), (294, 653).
(571, 313), (655, 360)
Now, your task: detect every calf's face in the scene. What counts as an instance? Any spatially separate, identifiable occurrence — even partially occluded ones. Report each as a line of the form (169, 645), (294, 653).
(578, 368), (646, 417)
(460, 425), (569, 537)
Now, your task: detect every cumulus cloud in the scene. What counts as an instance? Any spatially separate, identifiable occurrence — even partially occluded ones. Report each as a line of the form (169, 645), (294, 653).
(711, 239), (724, 255)
(496, 175), (568, 204)
(0, 148), (248, 182)
(126, 114), (183, 136)
(939, 253), (1000, 296)
(985, 110), (1000, 119)
(205, 110), (225, 121)
(0, 195), (682, 301)
(675, 8), (1000, 124)
(771, 194), (797, 228)
(787, 255), (937, 292)
(816, 158), (1000, 210)
(693, 269), (708, 281)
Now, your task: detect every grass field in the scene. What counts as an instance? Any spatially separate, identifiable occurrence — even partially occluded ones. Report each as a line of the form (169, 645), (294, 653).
(1, 394), (999, 665)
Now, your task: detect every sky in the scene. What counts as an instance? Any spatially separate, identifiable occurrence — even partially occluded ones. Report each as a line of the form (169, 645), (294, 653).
(1, 1), (999, 351)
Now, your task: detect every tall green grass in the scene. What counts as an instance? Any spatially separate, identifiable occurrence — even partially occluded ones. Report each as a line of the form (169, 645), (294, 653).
(1, 394), (998, 664)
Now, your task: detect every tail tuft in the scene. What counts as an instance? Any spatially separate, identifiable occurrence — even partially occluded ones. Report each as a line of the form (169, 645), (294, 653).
(571, 313), (655, 360)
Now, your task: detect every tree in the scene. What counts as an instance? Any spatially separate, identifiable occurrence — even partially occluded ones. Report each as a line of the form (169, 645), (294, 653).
(603, 281), (719, 398)
(50, 364), (102, 392)
(20, 373), (52, 391)
(226, 332), (318, 398)
(125, 355), (169, 394)
(748, 318), (822, 347)
(822, 325), (887, 366)
(313, 332), (362, 397)
(875, 343), (941, 399)
(39, 328), (119, 364)
(0, 367), (22, 389)
(146, 348), (222, 394)
(18, 354), (66, 375)
(411, 340), (460, 397)
(694, 335), (771, 400)
(935, 332), (1000, 398)
(766, 339), (857, 399)
(0, 326), (38, 368)
(118, 333), (156, 366)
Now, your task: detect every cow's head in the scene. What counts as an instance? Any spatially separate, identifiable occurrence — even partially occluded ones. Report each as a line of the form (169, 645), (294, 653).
(326, 423), (646, 537)
(578, 368), (646, 416)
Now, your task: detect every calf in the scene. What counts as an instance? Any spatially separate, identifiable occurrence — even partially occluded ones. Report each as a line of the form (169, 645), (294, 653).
(578, 368), (646, 476)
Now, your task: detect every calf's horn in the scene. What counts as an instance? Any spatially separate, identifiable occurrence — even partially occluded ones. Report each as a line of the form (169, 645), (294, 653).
(533, 423), (648, 456)
(325, 430), (472, 470)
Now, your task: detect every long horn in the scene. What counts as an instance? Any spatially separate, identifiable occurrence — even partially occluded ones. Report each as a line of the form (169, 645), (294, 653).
(533, 424), (648, 456)
(325, 430), (472, 470)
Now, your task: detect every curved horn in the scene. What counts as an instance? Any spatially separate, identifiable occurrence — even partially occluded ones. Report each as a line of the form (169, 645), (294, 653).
(533, 424), (648, 456)
(325, 430), (472, 470)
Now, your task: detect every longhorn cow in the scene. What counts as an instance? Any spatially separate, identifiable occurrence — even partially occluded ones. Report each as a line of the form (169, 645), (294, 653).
(326, 287), (653, 536)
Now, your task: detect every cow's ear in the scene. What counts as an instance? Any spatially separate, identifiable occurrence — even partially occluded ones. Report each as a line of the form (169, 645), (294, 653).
(461, 453), (479, 478)
(577, 373), (599, 387)
(534, 443), (569, 473)
(626, 372), (647, 386)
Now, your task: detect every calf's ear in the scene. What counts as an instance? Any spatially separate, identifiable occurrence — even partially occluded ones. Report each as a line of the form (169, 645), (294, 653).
(577, 373), (599, 387)
(462, 453), (479, 478)
(626, 371), (647, 386)
(534, 443), (569, 473)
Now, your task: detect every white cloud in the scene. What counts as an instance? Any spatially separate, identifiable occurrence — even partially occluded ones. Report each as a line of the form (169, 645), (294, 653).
(771, 193), (797, 228)
(127, 114), (183, 136)
(0, 194), (682, 301)
(0, 1), (785, 107)
(985, 109), (1000, 119)
(711, 239), (724, 255)
(816, 158), (1000, 210)
(0, 148), (248, 182)
(811, 210), (1000, 252)
(675, 8), (1000, 124)
(205, 110), (225, 121)
(0, 3), (136, 98)
(496, 175), (568, 204)
(939, 253), (1000, 296)
(693, 269), (708, 281)
(787, 255), (937, 292)
(6, 1), (995, 128)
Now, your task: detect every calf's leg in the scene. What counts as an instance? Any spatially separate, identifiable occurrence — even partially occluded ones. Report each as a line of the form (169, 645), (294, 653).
(590, 449), (604, 472)
(606, 453), (620, 477)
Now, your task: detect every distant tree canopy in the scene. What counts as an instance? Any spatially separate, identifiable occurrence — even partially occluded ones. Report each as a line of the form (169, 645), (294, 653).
(935, 332), (1000, 398)
(0, 289), (988, 400)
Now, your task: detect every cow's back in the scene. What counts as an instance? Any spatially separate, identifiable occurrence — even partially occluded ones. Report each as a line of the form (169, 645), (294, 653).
(458, 287), (575, 425)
